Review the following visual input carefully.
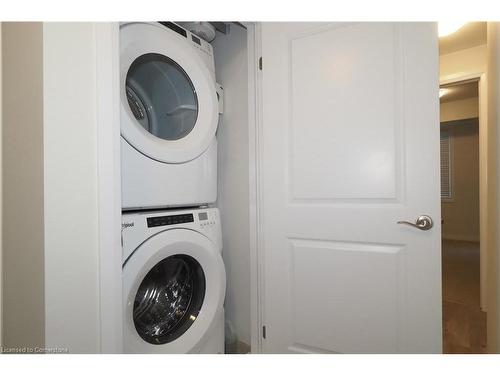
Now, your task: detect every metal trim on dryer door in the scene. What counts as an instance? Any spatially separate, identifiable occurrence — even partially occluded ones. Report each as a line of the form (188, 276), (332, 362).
(120, 22), (219, 164)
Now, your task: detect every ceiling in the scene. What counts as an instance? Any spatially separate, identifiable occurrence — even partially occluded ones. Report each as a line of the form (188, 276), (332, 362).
(440, 81), (478, 103)
(439, 22), (487, 55)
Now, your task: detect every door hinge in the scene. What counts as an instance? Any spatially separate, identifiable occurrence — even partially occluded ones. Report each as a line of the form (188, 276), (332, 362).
(259, 56), (263, 71)
(262, 325), (266, 339)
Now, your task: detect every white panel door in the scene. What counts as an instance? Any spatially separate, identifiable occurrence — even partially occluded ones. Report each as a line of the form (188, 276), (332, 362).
(260, 22), (441, 353)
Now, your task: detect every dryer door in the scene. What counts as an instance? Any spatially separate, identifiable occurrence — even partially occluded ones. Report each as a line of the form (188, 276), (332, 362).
(123, 229), (225, 353)
(120, 23), (218, 163)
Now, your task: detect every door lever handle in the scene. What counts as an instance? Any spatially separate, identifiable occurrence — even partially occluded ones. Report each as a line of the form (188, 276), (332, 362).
(397, 215), (434, 231)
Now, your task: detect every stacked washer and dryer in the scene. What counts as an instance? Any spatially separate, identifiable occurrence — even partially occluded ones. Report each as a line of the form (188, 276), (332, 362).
(120, 22), (226, 353)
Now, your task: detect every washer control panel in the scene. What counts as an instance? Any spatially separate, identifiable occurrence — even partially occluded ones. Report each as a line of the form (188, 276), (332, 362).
(198, 211), (216, 228)
(147, 213), (194, 228)
(122, 207), (222, 264)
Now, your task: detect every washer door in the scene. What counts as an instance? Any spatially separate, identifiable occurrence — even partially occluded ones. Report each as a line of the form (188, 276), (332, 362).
(123, 229), (225, 353)
(120, 23), (218, 164)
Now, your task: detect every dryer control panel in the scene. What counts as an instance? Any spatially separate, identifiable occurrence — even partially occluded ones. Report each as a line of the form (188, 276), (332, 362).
(158, 21), (215, 77)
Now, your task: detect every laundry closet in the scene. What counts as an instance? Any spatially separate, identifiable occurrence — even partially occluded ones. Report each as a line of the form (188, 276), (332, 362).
(119, 22), (252, 354)
(0, 21), (254, 354)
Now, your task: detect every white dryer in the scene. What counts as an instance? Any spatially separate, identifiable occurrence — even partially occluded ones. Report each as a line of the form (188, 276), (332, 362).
(122, 207), (225, 353)
(120, 22), (219, 210)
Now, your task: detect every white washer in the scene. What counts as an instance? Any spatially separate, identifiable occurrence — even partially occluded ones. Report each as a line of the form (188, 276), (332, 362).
(120, 22), (219, 210)
(122, 207), (225, 353)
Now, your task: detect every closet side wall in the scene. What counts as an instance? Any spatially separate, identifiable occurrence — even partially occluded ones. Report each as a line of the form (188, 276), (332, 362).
(213, 25), (251, 349)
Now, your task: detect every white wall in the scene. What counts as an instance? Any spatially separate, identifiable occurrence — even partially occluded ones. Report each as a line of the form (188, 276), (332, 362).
(2, 22), (45, 350)
(440, 44), (487, 81)
(440, 97), (479, 122)
(213, 24), (251, 347)
(43, 23), (101, 353)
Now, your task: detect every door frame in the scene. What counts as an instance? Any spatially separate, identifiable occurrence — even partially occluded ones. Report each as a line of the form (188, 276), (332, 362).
(95, 22), (123, 353)
(440, 72), (488, 313)
(247, 21), (264, 353)
(98, 21), (266, 354)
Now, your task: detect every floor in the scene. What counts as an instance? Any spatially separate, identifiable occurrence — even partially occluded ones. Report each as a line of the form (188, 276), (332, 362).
(442, 240), (486, 354)
(226, 340), (251, 354)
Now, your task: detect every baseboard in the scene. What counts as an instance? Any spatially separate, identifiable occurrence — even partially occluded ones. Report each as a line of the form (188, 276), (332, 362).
(442, 234), (480, 242)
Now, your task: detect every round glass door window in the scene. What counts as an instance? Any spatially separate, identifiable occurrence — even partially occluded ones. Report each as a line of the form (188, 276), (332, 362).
(133, 254), (206, 345)
(126, 53), (199, 141)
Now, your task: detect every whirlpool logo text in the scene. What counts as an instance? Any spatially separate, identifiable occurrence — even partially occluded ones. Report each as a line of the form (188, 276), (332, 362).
(122, 222), (135, 229)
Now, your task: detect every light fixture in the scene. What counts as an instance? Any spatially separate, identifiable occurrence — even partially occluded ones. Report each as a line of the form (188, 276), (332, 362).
(438, 21), (468, 37)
